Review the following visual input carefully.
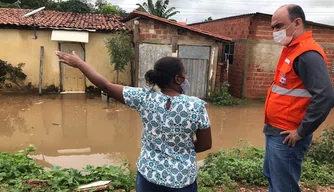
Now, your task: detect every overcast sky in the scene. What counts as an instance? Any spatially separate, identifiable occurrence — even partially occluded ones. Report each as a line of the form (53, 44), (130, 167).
(92, 0), (334, 25)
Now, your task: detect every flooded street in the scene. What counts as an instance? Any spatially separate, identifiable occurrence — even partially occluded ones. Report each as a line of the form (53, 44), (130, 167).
(1, 93), (333, 170)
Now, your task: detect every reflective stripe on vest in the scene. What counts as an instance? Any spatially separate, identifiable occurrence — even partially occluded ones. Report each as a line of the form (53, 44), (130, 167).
(271, 85), (312, 98)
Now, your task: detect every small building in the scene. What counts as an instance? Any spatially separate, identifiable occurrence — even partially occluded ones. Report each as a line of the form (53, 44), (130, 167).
(122, 11), (232, 99)
(190, 13), (334, 98)
(0, 8), (131, 93)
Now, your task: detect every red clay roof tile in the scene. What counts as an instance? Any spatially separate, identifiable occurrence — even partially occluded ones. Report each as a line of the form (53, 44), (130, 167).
(0, 8), (130, 31)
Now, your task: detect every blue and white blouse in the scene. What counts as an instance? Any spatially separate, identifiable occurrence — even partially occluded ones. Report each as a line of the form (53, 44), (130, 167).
(123, 86), (210, 188)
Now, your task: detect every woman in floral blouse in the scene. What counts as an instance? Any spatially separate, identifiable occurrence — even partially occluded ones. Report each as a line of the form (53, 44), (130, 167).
(56, 51), (212, 192)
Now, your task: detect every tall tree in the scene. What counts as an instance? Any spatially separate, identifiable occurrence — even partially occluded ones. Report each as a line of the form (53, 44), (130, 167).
(136, 0), (179, 20)
(0, 0), (128, 16)
(96, 2), (128, 18)
(105, 32), (133, 84)
(0, 0), (54, 9)
(95, 0), (108, 11)
(205, 16), (213, 21)
(114, 5), (128, 18)
(57, 0), (94, 13)
(99, 4), (119, 15)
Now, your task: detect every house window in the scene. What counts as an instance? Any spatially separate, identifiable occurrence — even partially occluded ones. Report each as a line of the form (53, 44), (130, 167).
(223, 43), (234, 64)
(332, 63), (334, 73)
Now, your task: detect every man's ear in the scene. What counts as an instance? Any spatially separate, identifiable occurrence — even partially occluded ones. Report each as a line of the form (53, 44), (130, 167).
(295, 18), (303, 29)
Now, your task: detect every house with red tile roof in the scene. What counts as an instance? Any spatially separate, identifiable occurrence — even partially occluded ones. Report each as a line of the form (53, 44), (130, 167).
(122, 11), (232, 98)
(0, 8), (131, 93)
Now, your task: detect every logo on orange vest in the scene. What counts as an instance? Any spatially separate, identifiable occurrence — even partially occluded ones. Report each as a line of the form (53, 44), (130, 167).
(279, 74), (287, 86)
(284, 58), (291, 65)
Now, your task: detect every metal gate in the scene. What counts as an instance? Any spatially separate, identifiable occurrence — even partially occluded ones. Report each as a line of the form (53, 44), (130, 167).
(138, 43), (172, 87)
(179, 45), (210, 98)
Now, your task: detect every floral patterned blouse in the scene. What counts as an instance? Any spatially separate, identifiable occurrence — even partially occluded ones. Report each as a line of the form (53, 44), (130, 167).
(123, 86), (210, 188)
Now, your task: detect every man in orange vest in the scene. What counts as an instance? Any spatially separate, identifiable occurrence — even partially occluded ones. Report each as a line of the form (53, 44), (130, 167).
(263, 4), (334, 192)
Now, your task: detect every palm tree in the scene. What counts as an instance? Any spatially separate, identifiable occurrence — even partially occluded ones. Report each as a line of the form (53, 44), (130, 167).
(136, 0), (179, 20)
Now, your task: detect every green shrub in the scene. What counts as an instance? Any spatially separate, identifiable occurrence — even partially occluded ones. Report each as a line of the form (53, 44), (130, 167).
(208, 84), (246, 106)
(198, 141), (267, 191)
(2, 127), (334, 192)
(0, 59), (27, 90)
(306, 127), (334, 164)
(0, 145), (135, 192)
(198, 130), (334, 191)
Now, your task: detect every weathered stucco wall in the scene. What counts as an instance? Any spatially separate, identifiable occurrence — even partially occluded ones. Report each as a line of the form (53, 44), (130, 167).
(244, 40), (282, 98)
(0, 29), (59, 90)
(245, 15), (334, 98)
(85, 32), (131, 87)
(0, 28), (131, 92)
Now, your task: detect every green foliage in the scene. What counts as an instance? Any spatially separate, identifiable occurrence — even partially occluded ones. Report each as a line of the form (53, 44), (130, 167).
(95, 0), (108, 10)
(1, 0), (125, 14)
(0, 59), (27, 89)
(95, 0), (128, 17)
(198, 130), (334, 191)
(0, 2), (12, 8)
(82, 162), (136, 192)
(1, 0), (49, 9)
(56, 0), (94, 13)
(204, 16), (213, 21)
(0, 145), (42, 183)
(105, 32), (133, 73)
(136, 0), (180, 20)
(0, 145), (136, 191)
(2, 0), (129, 17)
(306, 127), (334, 164)
(0, 145), (43, 191)
(300, 161), (334, 186)
(198, 141), (267, 191)
(208, 83), (245, 106)
(99, 4), (119, 15)
(2, 128), (333, 191)
(301, 127), (334, 187)
(0, 0), (59, 10)
(113, 6), (128, 18)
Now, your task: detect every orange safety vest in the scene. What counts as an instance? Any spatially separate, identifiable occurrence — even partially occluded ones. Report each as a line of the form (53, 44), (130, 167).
(264, 31), (328, 130)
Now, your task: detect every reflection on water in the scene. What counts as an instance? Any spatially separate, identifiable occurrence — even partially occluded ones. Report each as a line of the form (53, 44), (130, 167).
(0, 93), (333, 170)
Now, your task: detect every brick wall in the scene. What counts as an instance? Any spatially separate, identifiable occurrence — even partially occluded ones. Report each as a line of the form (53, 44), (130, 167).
(126, 18), (221, 96)
(192, 14), (334, 98)
(244, 40), (280, 98)
(190, 17), (251, 39)
(228, 41), (247, 97)
(190, 17), (251, 97)
(137, 19), (214, 44)
(248, 15), (273, 40)
(246, 15), (334, 98)
(324, 47), (334, 86)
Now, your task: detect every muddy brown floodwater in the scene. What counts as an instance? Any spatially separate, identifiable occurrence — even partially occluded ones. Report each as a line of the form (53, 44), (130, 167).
(0, 93), (333, 170)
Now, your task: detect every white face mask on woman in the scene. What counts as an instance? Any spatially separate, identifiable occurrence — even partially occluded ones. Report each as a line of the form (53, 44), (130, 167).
(273, 20), (296, 46)
(180, 78), (190, 94)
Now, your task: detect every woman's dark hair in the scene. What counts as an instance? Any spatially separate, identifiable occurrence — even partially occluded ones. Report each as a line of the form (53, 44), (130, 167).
(145, 57), (183, 88)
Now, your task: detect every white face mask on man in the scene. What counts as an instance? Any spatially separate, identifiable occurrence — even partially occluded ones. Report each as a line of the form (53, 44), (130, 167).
(273, 20), (297, 46)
